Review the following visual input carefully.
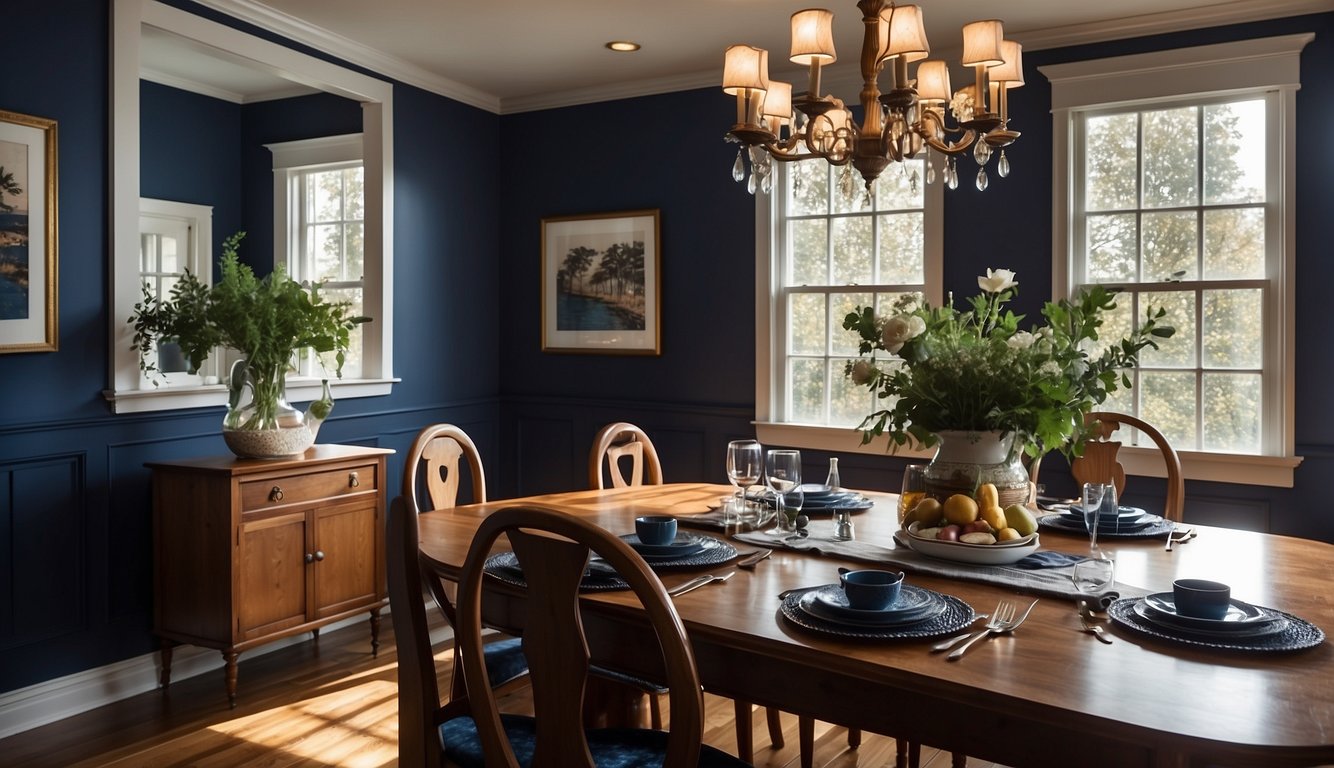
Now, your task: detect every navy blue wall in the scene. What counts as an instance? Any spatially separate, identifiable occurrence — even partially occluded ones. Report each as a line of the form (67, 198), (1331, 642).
(496, 13), (1334, 541)
(0, 0), (500, 693)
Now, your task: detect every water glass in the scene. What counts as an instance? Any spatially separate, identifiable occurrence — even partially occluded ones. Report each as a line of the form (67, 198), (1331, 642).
(765, 449), (803, 536)
(726, 439), (762, 513)
(1073, 553), (1117, 594)
(897, 464), (926, 524)
(1081, 482), (1117, 554)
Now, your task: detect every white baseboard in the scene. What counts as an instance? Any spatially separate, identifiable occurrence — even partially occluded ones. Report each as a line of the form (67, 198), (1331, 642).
(0, 611), (455, 741)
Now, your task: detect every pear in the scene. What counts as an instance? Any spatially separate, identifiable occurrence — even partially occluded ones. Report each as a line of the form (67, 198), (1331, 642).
(1003, 503), (1038, 536)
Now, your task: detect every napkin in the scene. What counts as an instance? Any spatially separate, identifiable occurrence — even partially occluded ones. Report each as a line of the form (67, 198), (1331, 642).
(734, 522), (1147, 610)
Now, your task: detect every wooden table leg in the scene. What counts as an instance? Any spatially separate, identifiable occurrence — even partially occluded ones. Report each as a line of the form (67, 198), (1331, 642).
(223, 651), (239, 708)
(370, 607), (382, 657)
(734, 700), (754, 763)
(158, 640), (174, 689)
(582, 675), (649, 728)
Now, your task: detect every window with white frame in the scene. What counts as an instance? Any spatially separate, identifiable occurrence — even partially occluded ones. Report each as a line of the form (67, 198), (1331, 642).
(757, 158), (942, 453)
(1044, 34), (1310, 487)
(138, 197), (214, 386)
(268, 134), (365, 380)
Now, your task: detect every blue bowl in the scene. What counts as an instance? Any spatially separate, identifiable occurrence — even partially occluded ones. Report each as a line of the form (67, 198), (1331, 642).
(839, 569), (905, 611)
(634, 515), (678, 546)
(1172, 578), (1231, 619)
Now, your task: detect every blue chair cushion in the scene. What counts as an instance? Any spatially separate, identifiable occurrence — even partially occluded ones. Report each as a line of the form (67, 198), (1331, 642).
(440, 712), (751, 767)
(482, 637), (529, 688)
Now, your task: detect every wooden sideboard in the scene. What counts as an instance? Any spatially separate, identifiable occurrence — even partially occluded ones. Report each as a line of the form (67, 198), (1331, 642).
(147, 444), (394, 706)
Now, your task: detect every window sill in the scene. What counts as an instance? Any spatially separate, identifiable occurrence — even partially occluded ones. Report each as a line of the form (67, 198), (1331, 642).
(104, 378), (397, 415)
(756, 422), (1303, 488)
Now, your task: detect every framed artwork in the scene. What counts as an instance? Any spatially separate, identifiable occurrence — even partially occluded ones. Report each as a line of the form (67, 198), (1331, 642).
(541, 209), (660, 355)
(0, 109), (58, 353)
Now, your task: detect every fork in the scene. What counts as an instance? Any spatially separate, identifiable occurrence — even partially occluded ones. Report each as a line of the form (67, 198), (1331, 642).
(737, 548), (772, 569)
(941, 599), (1014, 658)
(948, 598), (1039, 661)
(1165, 527), (1194, 552)
(1078, 600), (1113, 644)
(668, 570), (734, 597)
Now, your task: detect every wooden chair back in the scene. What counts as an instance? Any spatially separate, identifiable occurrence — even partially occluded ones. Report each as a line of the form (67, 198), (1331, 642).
(1071, 411), (1185, 522)
(589, 422), (663, 489)
(403, 423), (487, 512)
(457, 505), (706, 767)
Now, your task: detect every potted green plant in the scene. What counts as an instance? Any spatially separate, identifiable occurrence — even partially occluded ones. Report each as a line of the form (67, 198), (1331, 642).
(128, 231), (370, 458)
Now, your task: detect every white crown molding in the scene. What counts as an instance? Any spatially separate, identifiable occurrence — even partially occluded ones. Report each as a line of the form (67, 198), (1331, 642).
(1015, 0), (1330, 52)
(140, 65), (318, 104)
(499, 69), (719, 115)
(188, 0), (501, 113)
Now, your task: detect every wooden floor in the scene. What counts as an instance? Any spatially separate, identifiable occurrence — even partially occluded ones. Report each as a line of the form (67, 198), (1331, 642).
(0, 616), (1006, 768)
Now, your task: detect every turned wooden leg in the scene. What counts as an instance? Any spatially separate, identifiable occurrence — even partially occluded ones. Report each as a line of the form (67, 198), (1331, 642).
(312, 627), (321, 642)
(847, 727), (862, 748)
(158, 640), (174, 689)
(733, 700), (754, 763)
(951, 751), (966, 768)
(896, 739), (908, 768)
(223, 651), (239, 709)
(369, 607), (382, 657)
(799, 716), (815, 768)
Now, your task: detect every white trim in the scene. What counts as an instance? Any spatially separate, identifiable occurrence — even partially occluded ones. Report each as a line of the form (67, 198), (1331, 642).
(1039, 34), (1313, 110)
(1116, 445), (1300, 488)
(139, 66), (316, 104)
(755, 421), (935, 460)
(104, 378), (396, 415)
(265, 133), (363, 170)
(108, 0), (395, 414)
(0, 609), (452, 740)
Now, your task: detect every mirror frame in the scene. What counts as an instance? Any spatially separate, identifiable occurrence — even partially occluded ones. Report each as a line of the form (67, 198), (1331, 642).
(108, 0), (395, 413)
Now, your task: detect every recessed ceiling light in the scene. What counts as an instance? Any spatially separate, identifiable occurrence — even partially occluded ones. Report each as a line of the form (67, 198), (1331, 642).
(606, 41), (641, 52)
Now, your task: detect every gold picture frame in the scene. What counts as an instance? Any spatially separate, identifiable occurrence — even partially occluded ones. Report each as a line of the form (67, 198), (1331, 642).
(0, 109), (58, 353)
(541, 209), (660, 355)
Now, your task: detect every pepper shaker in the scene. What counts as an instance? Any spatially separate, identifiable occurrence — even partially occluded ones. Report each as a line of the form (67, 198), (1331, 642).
(827, 458), (855, 540)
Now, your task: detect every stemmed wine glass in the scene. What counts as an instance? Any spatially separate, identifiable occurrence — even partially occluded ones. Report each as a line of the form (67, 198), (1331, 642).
(765, 449), (803, 536)
(1074, 482), (1118, 593)
(726, 440), (762, 516)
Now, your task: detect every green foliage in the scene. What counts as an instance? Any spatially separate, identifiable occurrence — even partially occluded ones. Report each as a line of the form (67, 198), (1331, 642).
(128, 231), (370, 382)
(841, 273), (1174, 458)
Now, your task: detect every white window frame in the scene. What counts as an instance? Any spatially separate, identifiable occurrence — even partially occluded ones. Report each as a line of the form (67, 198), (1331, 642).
(1042, 34), (1311, 487)
(266, 134), (365, 380)
(137, 197), (215, 388)
(755, 160), (943, 457)
(106, 0), (395, 414)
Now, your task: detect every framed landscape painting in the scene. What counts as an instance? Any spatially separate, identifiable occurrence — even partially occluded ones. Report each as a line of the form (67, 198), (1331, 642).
(541, 209), (660, 355)
(0, 109), (58, 353)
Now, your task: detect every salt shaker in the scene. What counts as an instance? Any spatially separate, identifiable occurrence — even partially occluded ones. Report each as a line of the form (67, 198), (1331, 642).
(825, 457), (841, 491)
(827, 458), (855, 540)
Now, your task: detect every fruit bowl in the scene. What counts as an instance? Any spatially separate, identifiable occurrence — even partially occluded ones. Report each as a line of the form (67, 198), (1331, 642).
(905, 522), (1041, 565)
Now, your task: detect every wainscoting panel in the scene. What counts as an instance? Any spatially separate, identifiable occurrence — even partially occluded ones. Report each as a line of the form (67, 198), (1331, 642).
(0, 453), (86, 651)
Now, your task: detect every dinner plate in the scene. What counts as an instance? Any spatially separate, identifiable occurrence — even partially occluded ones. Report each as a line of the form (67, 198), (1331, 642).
(802, 584), (946, 627)
(622, 532), (706, 558)
(781, 589), (975, 640)
(1065, 504), (1149, 520)
(1132, 600), (1288, 639)
(1109, 598), (1322, 652)
(1038, 514), (1176, 539)
(1142, 592), (1273, 628)
(1056, 513), (1157, 533)
(903, 523), (1040, 565)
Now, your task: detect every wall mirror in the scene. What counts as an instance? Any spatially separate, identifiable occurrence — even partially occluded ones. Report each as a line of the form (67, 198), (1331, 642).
(108, 0), (394, 413)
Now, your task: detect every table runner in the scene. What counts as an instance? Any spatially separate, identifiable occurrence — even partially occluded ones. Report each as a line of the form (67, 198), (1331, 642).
(734, 521), (1148, 609)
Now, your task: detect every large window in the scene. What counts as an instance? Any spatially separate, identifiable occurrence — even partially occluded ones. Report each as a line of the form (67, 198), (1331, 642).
(1045, 35), (1309, 486)
(757, 159), (942, 453)
(269, 135), (366, 380)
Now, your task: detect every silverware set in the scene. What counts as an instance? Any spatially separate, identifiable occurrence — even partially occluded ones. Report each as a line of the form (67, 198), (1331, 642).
(668, 570), (734, 597)
(1077, 600), (1113, 644)
(737, 548), (772, 569)
(940, 598), (1039, 660)
(1166, 527), (1196, 552)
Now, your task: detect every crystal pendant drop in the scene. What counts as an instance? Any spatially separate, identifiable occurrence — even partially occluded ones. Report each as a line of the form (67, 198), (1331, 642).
(974, 140), (992, 165)
(946, 159), (959, 190)
(747, 172), (758, 194)
(909, 168), (920, 193)
(760, 171), (773, 195)
(926, 161), (937, 185)
(732, 150), (745, 183)
(998, 150), (1010, 178)
(840, 166), (856, 199)
(976, 168), (989, 191)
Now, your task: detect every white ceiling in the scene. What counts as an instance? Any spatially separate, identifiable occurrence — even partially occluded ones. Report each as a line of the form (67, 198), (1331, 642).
(153, 0), (1329, 113)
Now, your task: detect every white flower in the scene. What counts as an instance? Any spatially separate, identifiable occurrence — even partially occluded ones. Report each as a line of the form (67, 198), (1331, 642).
(850, 359), (874, 384)
(1039, 360), (1062, 378)
(881, 314), (926, 353)
(977, 268), (1018, 294)
(1006, 331), (1036, 350)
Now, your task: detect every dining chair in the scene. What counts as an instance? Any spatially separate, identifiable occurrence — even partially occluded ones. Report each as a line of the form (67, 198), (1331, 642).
(387, 497), (753, 768)
(587, 421), (787, 761)
(589, 421), (664, 489)
(403, 424), (528, 702)
(1071, 411), (1184, 522)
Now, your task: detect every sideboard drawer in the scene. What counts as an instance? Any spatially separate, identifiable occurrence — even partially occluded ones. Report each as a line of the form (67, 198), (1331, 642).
(241, 463), (377, 511)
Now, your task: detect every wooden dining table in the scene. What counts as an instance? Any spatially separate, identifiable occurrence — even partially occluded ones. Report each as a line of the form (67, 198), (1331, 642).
(414, 482), (1334, 768)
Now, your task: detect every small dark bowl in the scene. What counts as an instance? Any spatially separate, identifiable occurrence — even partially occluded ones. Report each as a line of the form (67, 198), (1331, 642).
(839, 569), (905, 611)
(634, 515), (678, 546)
(1173, 578), (1231, 619)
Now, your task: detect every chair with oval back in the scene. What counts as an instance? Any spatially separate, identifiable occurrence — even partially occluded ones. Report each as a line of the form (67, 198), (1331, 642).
(387, 497), (753, 768)
(1071, 411), (1184, 522)
(402, 424), (529, 703)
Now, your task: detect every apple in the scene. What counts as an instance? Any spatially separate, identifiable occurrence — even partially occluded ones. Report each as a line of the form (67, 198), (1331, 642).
(964, 519), (993, 535)
(936, 524), (961, 541)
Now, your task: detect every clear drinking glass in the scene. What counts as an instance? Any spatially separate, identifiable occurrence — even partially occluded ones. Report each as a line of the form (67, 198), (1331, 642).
(898, 464), (927, 525)
(726, 440), (763, 514)
(1081, 482), (1118, 554)
(765, 449), (803, 536)
(1073, 553), (1116, 594)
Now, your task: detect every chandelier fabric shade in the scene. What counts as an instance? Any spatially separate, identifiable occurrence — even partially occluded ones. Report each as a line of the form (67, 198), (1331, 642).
(722, 0), (1024, 196)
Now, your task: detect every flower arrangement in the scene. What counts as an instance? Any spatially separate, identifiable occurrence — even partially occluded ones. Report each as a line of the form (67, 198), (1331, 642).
(842, 268), (1173, 458)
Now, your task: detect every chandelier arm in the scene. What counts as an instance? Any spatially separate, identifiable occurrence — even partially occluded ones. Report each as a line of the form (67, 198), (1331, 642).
(923, 132), (978, 156)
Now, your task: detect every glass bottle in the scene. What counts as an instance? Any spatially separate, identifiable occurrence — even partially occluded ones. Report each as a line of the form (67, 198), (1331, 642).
(826, 457), (841, 491)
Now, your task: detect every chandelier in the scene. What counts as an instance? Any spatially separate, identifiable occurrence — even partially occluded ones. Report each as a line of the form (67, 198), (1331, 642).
(723, 0), (1024, 196)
